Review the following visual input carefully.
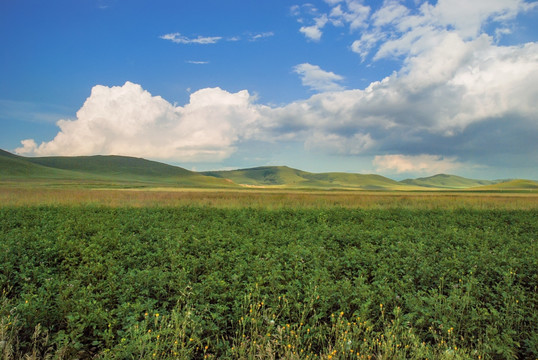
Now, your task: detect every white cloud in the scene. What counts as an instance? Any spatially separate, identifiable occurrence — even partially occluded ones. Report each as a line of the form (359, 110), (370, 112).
(16, 82), (262, 162)
(371, 1), (409, 27)
(341, 0), (371, 30)
(373, 154), (463, 174)
(16, 24), (538, 170)
(351, 0), (537, 60)
(160, 33), (222, 44)
(293, 63), (345, 92)
(270, 33), (538, 162)
(299, 14), (329, 41)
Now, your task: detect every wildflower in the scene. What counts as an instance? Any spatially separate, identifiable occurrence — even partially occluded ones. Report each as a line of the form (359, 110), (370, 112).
(155, 313), (159, 317)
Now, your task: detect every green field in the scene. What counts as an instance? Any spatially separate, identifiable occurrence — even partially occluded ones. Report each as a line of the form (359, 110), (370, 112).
(1, 206), (537, 359)
(1, 150), (537, 359)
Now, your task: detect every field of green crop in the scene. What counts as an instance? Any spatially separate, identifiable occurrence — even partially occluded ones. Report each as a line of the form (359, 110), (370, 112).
(1, 205), (536, 359)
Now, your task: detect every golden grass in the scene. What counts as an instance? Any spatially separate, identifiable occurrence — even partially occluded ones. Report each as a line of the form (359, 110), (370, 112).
(1, 186), (537, 209)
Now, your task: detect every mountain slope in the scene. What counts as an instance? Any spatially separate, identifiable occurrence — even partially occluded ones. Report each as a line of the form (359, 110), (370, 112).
(472, 179), (538, 190)
(0, 150), (237, 188)
(202, 166), (403, 189)
(400, 174), (496, 189)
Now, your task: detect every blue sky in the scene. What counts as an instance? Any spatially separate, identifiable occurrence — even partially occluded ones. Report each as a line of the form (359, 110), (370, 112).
(1, 0), (537, 179)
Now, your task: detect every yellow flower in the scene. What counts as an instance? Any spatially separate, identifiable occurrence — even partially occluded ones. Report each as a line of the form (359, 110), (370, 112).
(155, 313), (159, 317)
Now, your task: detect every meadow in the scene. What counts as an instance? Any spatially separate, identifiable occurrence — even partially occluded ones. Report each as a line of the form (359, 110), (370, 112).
(0, 189), (537, 359)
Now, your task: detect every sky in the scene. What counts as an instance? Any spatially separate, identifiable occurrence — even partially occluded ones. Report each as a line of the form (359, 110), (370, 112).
(1, 0), (537, 180)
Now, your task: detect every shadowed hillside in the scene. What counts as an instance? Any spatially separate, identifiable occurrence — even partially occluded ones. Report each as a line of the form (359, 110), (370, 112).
(0, 150), (237, 188)
(400, 174), (497, 189)
(202, 166), (405, 189)
(2, 150), (535, 191)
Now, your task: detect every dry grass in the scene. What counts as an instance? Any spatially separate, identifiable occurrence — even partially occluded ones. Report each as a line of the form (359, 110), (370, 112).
(1, 186), (537, 209)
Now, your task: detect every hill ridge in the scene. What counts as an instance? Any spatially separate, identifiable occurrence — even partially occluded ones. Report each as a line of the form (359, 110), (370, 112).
(1, 149), (535, 190)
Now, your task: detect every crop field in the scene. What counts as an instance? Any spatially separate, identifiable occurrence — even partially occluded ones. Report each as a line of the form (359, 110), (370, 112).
(1, 191), (537, 359)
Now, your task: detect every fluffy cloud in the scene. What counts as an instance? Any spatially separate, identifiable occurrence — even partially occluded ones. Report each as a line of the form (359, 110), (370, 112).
(17, 0), (538, 174)
(373, 154), (463, 174)
(272, 32), (538, 168)
(293, 63), (345, 92)
(353, 0), (536, 60)
(16, 82), (262, 162)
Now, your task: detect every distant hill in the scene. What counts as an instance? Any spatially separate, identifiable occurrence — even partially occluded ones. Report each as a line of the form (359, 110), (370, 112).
(202, 166), (403, 189)
(0, 150), (237, 188)
(1, 149), (535, 191)
(472, 179), (538, 191)
(400, 174), (497, 189)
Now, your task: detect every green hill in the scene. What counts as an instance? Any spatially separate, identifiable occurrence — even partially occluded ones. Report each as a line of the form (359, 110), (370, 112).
(0, 149), (86, 180)
(203, 166), (310, 186)
(0, 150), (237, 188)
(2, 149), (534, 191)
(400, 174), (496, 189)
(472, 179), (538, 191)
(202, 166), (403, 189)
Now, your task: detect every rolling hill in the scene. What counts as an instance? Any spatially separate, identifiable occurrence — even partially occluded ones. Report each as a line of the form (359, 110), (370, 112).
(202, 166), (405, 189)
(472, 179), (538, 191)
(400, 174), (497, 189)
(1, 149), (535, 191)
(0, 150), (237, 188)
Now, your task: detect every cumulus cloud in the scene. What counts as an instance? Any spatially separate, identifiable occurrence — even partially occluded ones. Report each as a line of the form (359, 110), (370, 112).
(373, 154), (463, 174)
(352, 0), (536, 60)
(293, 63), (345, 92)
(16, 29), (538, 168)
(16, 82), (262, 162)
(160, 33), (222, 44)
(16, 0), (538, 174)
(272, 32), (538, 166)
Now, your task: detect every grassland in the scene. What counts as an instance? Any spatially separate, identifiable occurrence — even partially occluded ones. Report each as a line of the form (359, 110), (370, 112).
(1, 206), (537, 360)
(1, 150), (537, 359)
(0, 186), (537, 210)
